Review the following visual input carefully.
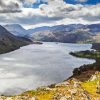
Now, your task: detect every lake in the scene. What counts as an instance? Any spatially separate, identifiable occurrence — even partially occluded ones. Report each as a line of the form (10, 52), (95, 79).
(0, 42), (95, 95)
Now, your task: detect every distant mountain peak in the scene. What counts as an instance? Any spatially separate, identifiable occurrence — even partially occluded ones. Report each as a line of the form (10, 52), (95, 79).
(4, 24), (29, 37)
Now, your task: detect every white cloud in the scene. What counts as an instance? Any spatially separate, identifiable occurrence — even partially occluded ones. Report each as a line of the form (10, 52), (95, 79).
(0, 0), (100, 28)
(40, 3), (84, 17)
(0, 0), (22, 13)
(39, 0), (100, 22)
(39, 0), (68, 17)
(0, 0), (37, 13)
(26, 0), (36, 3)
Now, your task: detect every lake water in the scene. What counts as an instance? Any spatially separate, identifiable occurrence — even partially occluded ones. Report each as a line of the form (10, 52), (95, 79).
(0, 42), (95, 95)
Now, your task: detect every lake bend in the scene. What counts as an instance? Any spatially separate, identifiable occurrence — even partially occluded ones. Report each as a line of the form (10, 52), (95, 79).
(0, 42), (95, 95)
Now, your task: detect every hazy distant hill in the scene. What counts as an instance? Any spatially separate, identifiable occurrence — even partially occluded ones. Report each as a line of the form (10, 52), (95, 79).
(0, 25), (31, 54)
(87, 24), (100, 33)
(4, 24), (29, 37)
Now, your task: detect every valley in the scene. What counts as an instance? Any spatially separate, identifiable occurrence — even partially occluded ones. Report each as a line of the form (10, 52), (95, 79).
(0, 0), (100, 99)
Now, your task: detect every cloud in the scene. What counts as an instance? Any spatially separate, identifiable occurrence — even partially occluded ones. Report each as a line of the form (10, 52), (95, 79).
(0, 0), (100, 28)
(0, 0), (22, 13)
(26, 0), (36, 3)
(39, 0), (83, 17)
(0, 8), (62, 25)
(0, 0), (37, 13)
(39, 0), (100, 22)
(22, 0), (37, 7)
(68, 3), (100, 21)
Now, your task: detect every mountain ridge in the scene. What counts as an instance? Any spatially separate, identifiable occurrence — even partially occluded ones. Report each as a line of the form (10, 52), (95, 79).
(4, 23), (100, 43)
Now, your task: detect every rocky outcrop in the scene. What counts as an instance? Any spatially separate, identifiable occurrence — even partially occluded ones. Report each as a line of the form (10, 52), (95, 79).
(53, 78), (91, 100)
(0, 96), (37, 100)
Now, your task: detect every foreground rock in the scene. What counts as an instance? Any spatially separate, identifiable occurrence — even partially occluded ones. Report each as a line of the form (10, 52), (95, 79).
(0, 96), (37, 100)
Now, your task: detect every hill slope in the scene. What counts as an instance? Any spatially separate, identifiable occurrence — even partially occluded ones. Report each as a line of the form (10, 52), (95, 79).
(0, 25), (32, 54)
(92, 43), (100, 51)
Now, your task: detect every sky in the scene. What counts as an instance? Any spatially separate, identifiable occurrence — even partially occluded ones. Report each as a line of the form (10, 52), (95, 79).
(0, 0), (100, 29)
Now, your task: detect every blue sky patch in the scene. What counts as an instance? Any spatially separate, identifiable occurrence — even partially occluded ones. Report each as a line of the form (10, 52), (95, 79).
(32, 0), (100, 8)
(32, 0), (47, 8)
(64, 0), (100, 5)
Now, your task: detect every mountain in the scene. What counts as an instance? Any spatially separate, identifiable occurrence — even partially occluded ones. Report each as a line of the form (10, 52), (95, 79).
(28, 24), (85, 33)
(4, 24), (100, 43)
(92, 43), (100, 51)
(28, 24), (100, 43)
(28, 26), (51, 34)
(87, 24), (100, 33)
(4, 24), (29, 37)
(0, 25), (32, 54)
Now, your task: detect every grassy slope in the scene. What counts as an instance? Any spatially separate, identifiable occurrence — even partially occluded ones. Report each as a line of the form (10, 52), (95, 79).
(70, 50), (100, 59)
(81, 73), (100, 98)
(19, 72), (100, 100)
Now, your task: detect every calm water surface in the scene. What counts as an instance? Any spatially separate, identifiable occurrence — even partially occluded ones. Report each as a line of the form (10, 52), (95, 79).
(0, 42), (95, 95)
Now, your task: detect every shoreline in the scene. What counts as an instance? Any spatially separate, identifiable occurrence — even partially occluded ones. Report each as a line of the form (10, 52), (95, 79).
(69, 43), (100, 81)
(0, 43), (99, 99)
(0, 41), (43, 55)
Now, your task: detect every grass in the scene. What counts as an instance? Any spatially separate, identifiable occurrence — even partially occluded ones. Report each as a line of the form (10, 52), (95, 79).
(81, 80), (100, 98)
(70, 50), (100, 59)
(81, 80), (98, 94)
(20, 88), (56, 100)
(36, 91), (55, 100)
